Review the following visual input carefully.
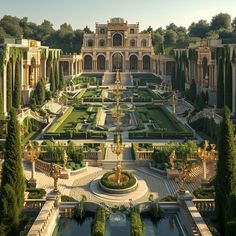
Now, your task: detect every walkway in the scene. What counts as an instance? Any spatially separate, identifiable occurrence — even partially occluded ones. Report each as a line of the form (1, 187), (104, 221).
(24, 160), (202, 206)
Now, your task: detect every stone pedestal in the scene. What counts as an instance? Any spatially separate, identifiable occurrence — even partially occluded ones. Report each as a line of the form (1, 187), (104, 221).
(167, 169), (179, 180)
(60, 169), (71, 179)
(200, 178), (209, 187)
(28, 178), (37, 188)
(177, 190), (193, 206)
(47, 192), (61, 207)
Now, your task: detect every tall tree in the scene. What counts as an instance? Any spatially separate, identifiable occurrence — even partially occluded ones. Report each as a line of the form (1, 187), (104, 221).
(0, 72), (3, 115)
(49, 66), (55, 92)
(164, 30), (177, 45)
(215, 107), (236, 231)
(6, 61), (13, 112)
(13, 59), (21, 109)
(189, 79), (197, 102)
(34, 80), (45, 105)
(0, 109), (25, 235)
(59, 65), (65, 90)
(54, 62), (59, 90)
(188, 20), (210, 38)
(211, 13), (232, 31)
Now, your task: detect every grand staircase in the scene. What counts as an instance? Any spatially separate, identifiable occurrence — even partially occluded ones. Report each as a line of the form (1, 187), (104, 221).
(102, 144), (136, 169)
(102, 72), (133, 86)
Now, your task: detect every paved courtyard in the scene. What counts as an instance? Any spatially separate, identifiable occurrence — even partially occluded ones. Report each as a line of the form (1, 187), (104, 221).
(23, 160), (200, 206)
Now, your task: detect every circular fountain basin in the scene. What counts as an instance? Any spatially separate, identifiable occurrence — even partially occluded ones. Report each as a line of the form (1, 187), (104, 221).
(99, 171), (138, 194)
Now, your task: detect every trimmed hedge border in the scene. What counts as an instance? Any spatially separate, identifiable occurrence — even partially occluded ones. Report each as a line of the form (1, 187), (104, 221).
(46, 107), (73, 133)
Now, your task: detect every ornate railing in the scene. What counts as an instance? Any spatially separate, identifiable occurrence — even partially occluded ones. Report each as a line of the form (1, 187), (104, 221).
(193, 199), (215, 213)
(184, 200), (212, 236)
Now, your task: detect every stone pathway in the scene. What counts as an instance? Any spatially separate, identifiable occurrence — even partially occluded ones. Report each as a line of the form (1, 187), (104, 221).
(23, 160), (202, 206)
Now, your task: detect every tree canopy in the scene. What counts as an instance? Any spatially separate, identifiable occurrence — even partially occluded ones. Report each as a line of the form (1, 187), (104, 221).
(0, 13), (235, 55)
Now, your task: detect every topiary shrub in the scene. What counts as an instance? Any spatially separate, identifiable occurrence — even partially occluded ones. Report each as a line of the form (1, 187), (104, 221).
(130, 208), (143, 236)
(91, 207), (106, 236)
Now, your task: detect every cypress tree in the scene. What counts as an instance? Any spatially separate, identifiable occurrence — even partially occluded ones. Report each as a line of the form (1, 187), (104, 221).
(59, 65), (65, 91)
(225, 59), (232, 110)
(54, 62), (59, 90)
(13, 60), (21, 109)
(215, 107), (236, 231)
(180, 70), (185, 92)
(6, 61), (13, 112)
(216, 48), (225, 108)
(49, 66), (55, 92)
(35, 80), (45, 105)
(189, 79), (197, 102)
(0, 109), (25, 235)
(0, 72), (3, 115)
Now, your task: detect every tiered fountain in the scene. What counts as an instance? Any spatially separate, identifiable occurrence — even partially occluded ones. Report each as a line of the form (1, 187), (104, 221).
(99, 70), (138, 194)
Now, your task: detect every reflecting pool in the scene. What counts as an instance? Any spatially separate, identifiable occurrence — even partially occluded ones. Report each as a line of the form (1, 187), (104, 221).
(53, 213), (187, 236)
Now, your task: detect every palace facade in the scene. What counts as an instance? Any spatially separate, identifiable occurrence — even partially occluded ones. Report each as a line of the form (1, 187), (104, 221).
(0, 38), (60, 115)
(175, 40), (236, 112)
(59, 18), (175, 76)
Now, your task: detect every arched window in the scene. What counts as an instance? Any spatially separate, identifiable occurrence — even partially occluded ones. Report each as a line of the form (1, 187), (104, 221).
(87, 39), (93, 47)
(130, 39), (136, 47)
(84, 55), (92, 70)
(97, 55), (105, 71)
(143, 55), (151, 71)
(141, 39), (147, 47)
(129, 55), (138, 71)
(112, 53), (123, 71)
(99, 39), (105, 47)
(113, 33), (123, 47)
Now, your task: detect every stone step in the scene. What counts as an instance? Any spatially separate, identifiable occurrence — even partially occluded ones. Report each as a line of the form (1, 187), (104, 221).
(102, 160), (136, 169)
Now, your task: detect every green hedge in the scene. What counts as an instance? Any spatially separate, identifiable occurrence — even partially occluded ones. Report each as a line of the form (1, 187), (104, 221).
(129, 131), (193, 139)
(91, 207), (106, 236)
(101, 171), (136, 189)
(26, 188), (46, 199)
(190, 117), (219, 141)
(46, 107), (73, 133)
(130, 208), (143, 236)
(44, 131), (107, 139)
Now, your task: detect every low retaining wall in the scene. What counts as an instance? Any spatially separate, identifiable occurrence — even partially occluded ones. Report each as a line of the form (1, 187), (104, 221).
(149, 163), (167, 176)
(98, 177), (138, 194)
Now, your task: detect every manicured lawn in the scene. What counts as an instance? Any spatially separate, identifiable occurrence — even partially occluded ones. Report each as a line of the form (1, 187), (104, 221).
(136, 105), (190, 132)
(132, 89), (161, 100)
(132, 73), (162, 85)
(82, 89), (102, 98)
(55, 110), (92, 132)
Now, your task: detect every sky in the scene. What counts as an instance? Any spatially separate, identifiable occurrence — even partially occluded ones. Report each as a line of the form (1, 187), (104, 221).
(0, 0), (236, 30)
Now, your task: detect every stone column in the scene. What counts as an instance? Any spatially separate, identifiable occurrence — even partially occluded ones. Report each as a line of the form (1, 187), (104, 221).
(75, 60), (78, 75)
(202, 160), (207, 180)
(21, 56), (24, 88)
(71, 62), (74, 76)
(31, 160), (36, 179)
(44, 59), (47, 80)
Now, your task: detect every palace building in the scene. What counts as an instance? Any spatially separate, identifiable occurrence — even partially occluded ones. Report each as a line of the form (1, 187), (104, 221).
(59, 18), (175, 78)
(81, 17), (154, 72)
(0, 37), (61, 115)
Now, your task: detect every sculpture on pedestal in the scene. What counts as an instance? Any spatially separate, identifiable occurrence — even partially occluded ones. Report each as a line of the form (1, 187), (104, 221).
(197, 140), (217, 181)
(50, 164), (62, 194)
(25, 141), (41, 187)
(169, 150), (176, 170)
